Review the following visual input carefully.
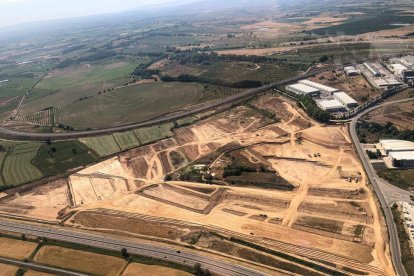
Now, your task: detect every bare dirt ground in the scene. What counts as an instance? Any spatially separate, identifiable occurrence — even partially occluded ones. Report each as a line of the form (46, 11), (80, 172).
(364, 101), (414, 130)
(6, 94), (393, 275)
(309, 70), (381, 103)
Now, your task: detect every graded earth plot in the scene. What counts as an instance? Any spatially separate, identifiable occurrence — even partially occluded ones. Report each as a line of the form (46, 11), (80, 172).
(12, 94), (391, 275)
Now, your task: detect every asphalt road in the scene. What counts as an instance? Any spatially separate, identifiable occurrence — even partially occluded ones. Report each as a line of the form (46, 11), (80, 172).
(0, 220), (269, 276)
(350, 97), (414, 276)
(0, 66), (341, 141)
(0, 256), (87, 276)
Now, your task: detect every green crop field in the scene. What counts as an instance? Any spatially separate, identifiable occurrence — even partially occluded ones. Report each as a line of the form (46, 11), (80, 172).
(57, 82), (203, 129)
(0, 77), (40, 98)
(21, 61), (136, 114)
(79, 135), (121, 157)
(113, 131), (141, 150)
(135, 124), (174, 145)
(2, 143), (44, 186)
(33, 141), (99, 176)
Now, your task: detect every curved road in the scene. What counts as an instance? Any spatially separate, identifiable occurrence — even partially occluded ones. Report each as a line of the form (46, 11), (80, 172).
(350, 97), (414, 276)
(0, 220), (270, 276)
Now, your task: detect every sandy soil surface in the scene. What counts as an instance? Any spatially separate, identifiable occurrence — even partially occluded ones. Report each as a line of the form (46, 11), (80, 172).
(0, 179), (70, 220)
(25, 271), (56, 276)
(122, 263), (191, 276)
(9, 94), (393, 275)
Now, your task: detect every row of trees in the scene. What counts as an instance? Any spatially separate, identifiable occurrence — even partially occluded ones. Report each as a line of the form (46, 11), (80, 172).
(161, 74), (262, 88)
(297, 95), (331, 122)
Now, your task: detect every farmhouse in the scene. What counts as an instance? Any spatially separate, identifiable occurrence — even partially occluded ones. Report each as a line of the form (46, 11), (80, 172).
(285, 83), (321, 97)
(316, 99), (345, 112)
(333, 92), (358, 108)
(298, 79), (339, 94)
(344, 66), (359, 76)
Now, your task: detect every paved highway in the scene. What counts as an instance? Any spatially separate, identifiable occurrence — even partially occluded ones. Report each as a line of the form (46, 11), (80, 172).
(0, 67), (343, 141)
(0, 220), (270, 276)
(350, 97), (414, 276)
(0, 256), (87, 276)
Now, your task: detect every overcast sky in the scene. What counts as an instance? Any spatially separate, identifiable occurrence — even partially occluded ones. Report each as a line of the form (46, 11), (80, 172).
(0, 0), (183, 27)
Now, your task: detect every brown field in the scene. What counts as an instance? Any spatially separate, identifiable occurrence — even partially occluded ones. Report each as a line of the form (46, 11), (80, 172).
(122, 263), (191, 276)
(0, 263), (18, 275)
(34, 246), (126, 276)
(364, 101), (414, 130)
(0, 179), (70, 220)
(0, 237), (37, 260)
(9, 94), (393, 276)
(309, 70), (380, 104)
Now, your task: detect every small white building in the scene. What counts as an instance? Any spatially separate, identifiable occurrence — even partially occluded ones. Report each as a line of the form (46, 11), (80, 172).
(316, 99), (345, 112)
(333, 92), (358, 108)
(298, 79), (339, 94)
(344, 66), (359, 76)
(285, 83), (321, 97)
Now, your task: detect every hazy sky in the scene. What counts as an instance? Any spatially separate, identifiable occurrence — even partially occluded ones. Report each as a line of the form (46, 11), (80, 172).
(0, 0), (181, 27)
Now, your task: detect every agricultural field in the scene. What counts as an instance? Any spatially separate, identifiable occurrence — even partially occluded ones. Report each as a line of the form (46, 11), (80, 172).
(2, 142), (44, 187)
(113, 131), (141, 150)
(134, 123), (174, 145)
(79, 135), (121, 157)
(57, 82), (203, 129)
(32, 141), (99, 176)
(33, 246), (126, 276)
(0, 236), (37, 260)
(21, 61), (137, 114)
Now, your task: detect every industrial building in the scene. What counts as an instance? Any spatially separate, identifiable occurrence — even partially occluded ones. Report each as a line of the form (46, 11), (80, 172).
(316, 99), (345, 112)
(333, 92), (358, 108)
(380, 140), (414, 154)
(298, 79), (339, 94)
(388, 59), (414, 82)
(363, 62), (382, 77)
(344, 66), (359, 76)
(389, 151), (414, 167)
(285, 83), (321, 97)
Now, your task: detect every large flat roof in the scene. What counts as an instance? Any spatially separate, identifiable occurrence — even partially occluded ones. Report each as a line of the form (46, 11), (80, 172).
(333, 92), (358, 105)
(389, 151), (414, 161)
(286, 83), (320, 94)
(380, 140), (414, 152)
(298, 80), (339, 93)
(317, 99), (344, 110)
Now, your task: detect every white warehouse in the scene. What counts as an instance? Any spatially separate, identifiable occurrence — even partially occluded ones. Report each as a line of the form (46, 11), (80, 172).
(333, 92), (358, 108)
(285, 83), (321, 97)
(389, 151), (414, 167)
(298, 79), (339, 94)
(316, 99), (345, 112)
(380, 140), (414, 154)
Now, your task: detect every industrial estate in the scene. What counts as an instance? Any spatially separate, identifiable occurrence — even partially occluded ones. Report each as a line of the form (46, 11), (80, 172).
(0, 0), (413, 275)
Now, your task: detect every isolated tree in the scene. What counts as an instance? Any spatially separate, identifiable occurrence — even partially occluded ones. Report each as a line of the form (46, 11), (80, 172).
(121, 248), (129, 258)
(21, 234), (26, 241)
(194, 263), (202, 275)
